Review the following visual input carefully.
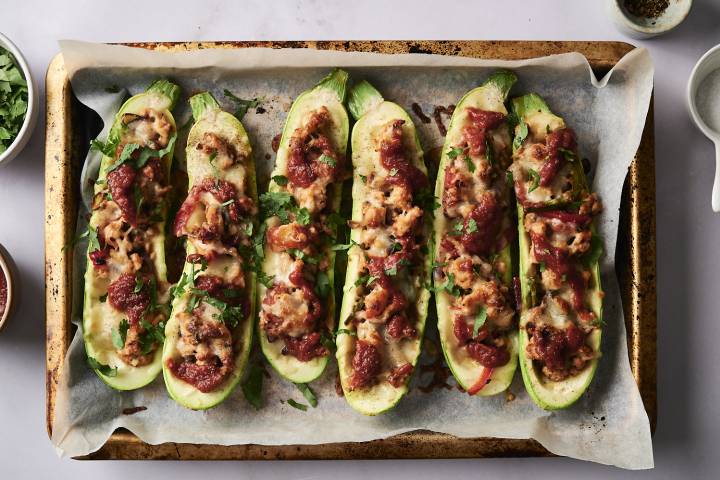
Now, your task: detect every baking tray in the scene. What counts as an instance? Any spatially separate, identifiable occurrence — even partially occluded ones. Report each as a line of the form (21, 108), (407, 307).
(45, 40), (656, 460)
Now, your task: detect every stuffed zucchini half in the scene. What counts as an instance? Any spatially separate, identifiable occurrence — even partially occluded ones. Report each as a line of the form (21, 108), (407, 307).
(83, 80), (180, 390)
(257, 69), (350, 383)
(161, 92), (258, 409)
(433, 71), (519, 397)
(336, 81), (432, 415)
(509, 93), (604, 410)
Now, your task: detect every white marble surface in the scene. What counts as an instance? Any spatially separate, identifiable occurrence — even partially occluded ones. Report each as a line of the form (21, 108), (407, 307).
(0, 0), (718, 477)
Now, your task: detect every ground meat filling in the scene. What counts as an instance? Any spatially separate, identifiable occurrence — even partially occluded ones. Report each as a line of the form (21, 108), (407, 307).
(519, 150), (604, 381)
(167, 313), (234, 393)
(285, 107), (347, 214)
(167, 127), (254, 392)
(259, 108), (345, 362)
(173, 177), (256, 264)
(436, 107), (515, 378)
(106, 272), (162, 367)
(510, 126), (580, 209)
(90, 108), (176, 366)
(347, 119), (427, 391)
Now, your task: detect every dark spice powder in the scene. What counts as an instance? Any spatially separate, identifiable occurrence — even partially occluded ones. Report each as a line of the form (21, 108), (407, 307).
(624, 0), (670, 18)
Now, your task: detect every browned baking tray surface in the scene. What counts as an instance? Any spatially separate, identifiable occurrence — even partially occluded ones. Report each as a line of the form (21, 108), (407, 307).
(45, 40), (656, 460)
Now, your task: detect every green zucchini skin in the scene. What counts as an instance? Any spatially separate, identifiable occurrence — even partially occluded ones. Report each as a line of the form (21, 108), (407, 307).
(82, 80), (180, 391)
(258, 69), (350, 384)
(336, 81), (431, 415)
(512, 94), (603, 410)
(433, 71), (519, 397)
(161, 92), (258, 410)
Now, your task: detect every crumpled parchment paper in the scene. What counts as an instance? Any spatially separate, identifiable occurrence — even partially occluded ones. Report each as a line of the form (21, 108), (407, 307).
(50, 40), (654, 469)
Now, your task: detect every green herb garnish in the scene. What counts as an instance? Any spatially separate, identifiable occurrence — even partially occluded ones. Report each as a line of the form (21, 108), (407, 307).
(242, 362), (264, 410)
(286, 399), (308, 411)
(223, 89), (261, 121)
(294, 383), (318, 408)
(112, 319), (130, 349)
(473, 307), (487, 337)
(527, 168), (540, 193)
(0, 49), (28, 154)
(318, 153), (336, 167)
(87, 356), (118, 377)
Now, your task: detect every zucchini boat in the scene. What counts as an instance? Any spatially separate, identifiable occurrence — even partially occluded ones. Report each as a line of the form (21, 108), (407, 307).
(257, 69), (350, 383)
(83, 80), (180, 390)
(433, 71), (519, 397)
(509, 93), (604, 410)
(336, 80), (432, 415)
(161, 92), (258, 409)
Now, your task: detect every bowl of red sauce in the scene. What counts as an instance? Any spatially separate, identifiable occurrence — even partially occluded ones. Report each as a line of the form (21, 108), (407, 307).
(0, 243), (16, 331)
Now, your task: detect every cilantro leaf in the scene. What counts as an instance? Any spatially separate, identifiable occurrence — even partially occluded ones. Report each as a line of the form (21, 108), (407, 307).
(446, 146), (464, 159)
(318, 154), (336, 167)
(242, 362), (264, 410)
(527, 168), (541, 193)
(294, 383), (318, 408)
(473, 307), (487, 337)
(223, 89), (261, 121)
(513, 122), (529, 151)
(272, 175), (289, 186)
(112, 319), (130, 349)
(0, 48), (28, 153)
(286, 399), (308, 411)
(87, 356), (118, 377)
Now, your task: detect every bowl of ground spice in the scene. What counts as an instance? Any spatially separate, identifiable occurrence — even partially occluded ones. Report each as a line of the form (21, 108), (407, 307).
(608, 0), (693, 39)
(0, 243), (17, 332)
(0, 32), (37, 168)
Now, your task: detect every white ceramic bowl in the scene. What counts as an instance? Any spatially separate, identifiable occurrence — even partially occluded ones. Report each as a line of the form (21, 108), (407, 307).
(607, 0), (693, 39)
(688, 44), (720, 212)
(0, 32), (38, 168)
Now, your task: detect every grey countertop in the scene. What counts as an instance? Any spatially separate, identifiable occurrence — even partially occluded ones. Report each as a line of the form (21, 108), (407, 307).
(1, 0), (719, 477)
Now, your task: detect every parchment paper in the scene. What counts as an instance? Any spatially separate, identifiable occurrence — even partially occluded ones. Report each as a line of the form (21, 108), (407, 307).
(51, 40), (654, 469)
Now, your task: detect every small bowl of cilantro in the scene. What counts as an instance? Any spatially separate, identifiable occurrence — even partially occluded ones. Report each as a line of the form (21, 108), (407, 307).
(0, 32), (37, 167)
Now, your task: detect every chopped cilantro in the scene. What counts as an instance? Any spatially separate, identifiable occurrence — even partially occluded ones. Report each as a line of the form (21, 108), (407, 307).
(464, 155), (475, 173)
(446, 146), (464, 159)
(286, 399), (308, 411)
(473, 307), (487, 337)
(272, 175), (289, 186)
(295, 207), (311, 225)
(318, 154), (336, 167)
(87, 356), (117, 377)
(133, 275), (144, 293)
(559, 147), (576, 162)
(0, 49), (28, 154)
(359, 174), (367, 184)
(99, 293), (108, 303)
(527, 168), (540, 193)
(294, 383), (318, 408)
(112, 319), (130, 349)
(513, 122), (529, 151)
(242, 362), (264, 410)
(223, 89), (261, 121)
(466, 218), (478, 234)
(355, 274), (378, 287)
(331, 239), (358, 251)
